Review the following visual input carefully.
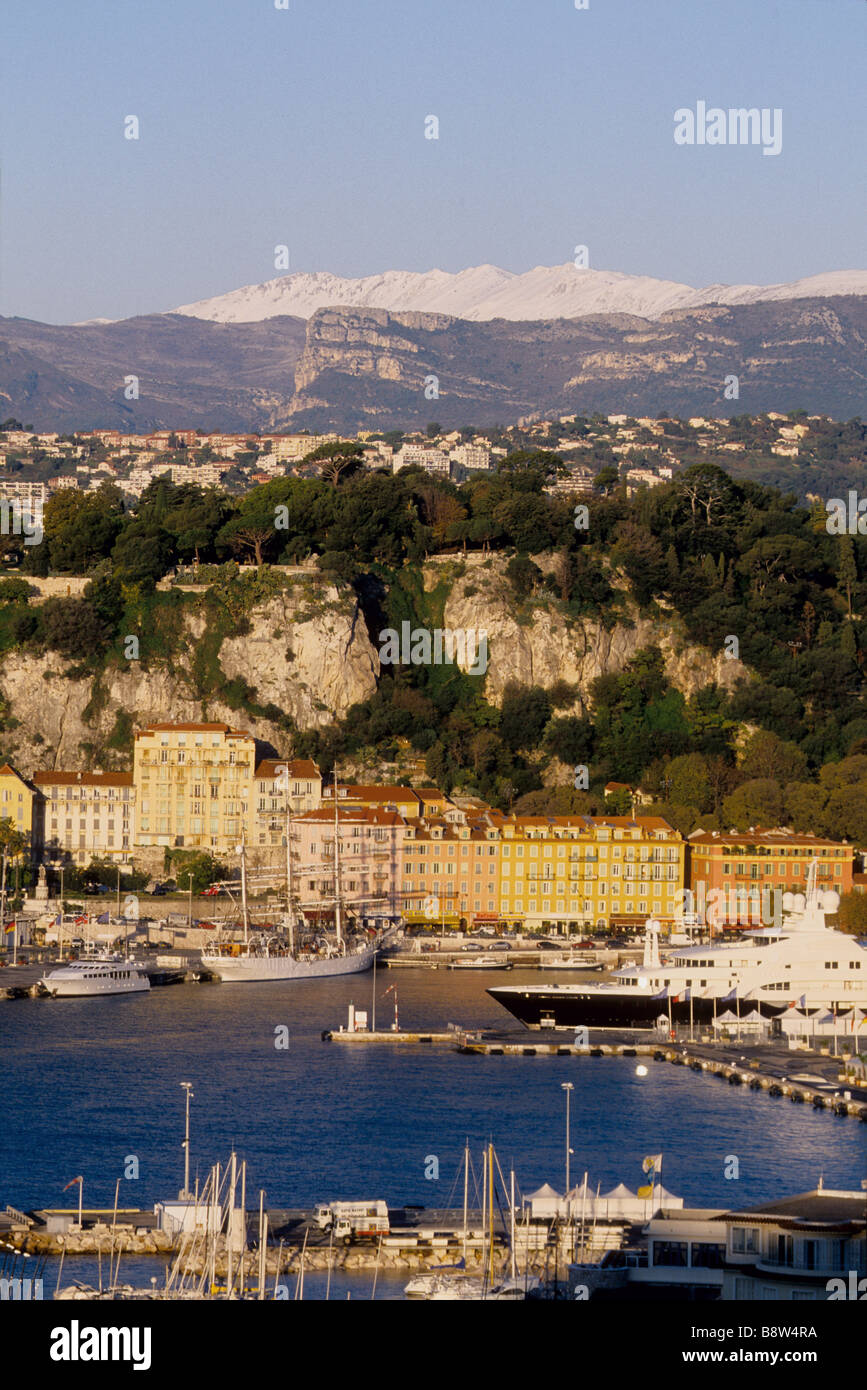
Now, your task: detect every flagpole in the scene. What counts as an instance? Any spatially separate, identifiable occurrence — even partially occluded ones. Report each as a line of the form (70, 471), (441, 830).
(689, 988), (693, 1042)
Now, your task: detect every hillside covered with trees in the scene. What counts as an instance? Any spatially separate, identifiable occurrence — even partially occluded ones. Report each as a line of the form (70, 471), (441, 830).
(2, 454), (867, 845)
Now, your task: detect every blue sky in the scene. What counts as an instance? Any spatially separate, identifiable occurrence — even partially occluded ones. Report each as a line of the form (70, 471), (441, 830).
(1, 0), (864, 323)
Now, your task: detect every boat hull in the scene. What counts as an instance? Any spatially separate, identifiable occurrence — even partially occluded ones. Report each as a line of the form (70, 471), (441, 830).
(201, 945), (377, 983)
(487, 985), (787, 1030)
(41, 974), (151, 998)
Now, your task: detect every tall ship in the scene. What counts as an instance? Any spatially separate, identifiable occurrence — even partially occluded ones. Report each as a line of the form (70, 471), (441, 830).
(201, 776), (386, 983)
(488, 863), (867, 1030)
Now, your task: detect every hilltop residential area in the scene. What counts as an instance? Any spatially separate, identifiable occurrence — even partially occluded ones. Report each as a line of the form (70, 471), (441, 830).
(0, 410), (865, 508)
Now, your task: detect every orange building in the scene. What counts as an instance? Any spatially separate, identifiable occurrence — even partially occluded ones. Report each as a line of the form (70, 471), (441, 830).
(687, 829), (853, 927)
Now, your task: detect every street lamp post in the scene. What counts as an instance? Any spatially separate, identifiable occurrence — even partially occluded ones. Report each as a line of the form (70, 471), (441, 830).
(186, 873), (194, 931)
(180, 1081), (194, 1201)
(561, 1081), (574, 1194)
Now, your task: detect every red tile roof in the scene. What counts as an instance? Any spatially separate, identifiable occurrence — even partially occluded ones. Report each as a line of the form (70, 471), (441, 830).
(34, 771), (134, 787)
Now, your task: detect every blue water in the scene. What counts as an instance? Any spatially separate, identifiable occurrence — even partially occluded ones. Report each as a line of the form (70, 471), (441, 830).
(3, 968), (865, 1214)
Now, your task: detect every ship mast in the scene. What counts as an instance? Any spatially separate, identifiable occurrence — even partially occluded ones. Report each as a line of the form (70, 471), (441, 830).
(333, 769), (342, 948)
(285, 799), (295, 956)
(239, 836), (249, 945)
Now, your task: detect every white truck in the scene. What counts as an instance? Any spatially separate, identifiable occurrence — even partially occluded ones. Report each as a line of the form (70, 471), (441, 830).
(313, 1201), (390, 1242)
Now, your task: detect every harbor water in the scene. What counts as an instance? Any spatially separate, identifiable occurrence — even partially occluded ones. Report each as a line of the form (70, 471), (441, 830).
(3, 967), (865, 1216)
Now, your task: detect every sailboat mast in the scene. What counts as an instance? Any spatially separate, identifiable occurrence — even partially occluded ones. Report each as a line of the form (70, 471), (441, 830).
(285, 802), (295, 956)
(239, 1159), (247, 1299)
(510, 1169), (516, 1281)
(240, 840), (249, 946)
(258, 1190), (266, 1301)
(487, 1142), (495, 1289)
(462, 1142), (469, 1264)
(227, 1152), (237, 1296)
(333, 770), (342, 947)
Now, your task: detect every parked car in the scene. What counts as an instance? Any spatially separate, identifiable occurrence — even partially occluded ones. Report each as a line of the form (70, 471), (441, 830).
(150, 884), (167, 897)
(488, 941), (511, 951)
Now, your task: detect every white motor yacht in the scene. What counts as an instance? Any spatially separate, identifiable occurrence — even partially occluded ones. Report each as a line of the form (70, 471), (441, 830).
(41, 957), (150, 998)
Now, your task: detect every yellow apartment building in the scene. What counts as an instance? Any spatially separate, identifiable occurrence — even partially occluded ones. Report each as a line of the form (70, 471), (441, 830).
(399, 811), (685, 932)
(496, 815), (684, 932)
(0, 763), (37, 855)
(133, 722), (257, 854)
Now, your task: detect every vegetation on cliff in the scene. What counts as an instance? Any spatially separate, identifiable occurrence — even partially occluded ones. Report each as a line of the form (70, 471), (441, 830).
(0, 455), (865, 830)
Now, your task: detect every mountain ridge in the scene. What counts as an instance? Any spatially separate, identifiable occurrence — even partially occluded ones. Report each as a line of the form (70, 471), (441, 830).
(168, 263), (867, 326)
(1, 295), (864, 432)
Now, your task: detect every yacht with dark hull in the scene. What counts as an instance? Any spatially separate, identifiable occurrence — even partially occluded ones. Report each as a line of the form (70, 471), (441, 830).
(488, 864), (867, 1031)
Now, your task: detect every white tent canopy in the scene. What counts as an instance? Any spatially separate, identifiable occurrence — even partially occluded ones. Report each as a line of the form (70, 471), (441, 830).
(526, 1180), (684, 1222)
(523, 1182), (563, 1218)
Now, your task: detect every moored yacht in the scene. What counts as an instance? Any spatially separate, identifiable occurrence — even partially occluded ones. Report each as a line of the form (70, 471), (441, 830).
(488, 863), (867, 1030)
(40, 957), (150, 998)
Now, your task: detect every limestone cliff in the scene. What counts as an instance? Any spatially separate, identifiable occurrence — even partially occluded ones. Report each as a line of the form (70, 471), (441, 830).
(0, 558), (746, 775)
(425, 554), (746, 710)
(0, 581), (379, 774)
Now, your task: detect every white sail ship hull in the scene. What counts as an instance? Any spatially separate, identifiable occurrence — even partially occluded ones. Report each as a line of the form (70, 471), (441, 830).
(201, 942), (377, 982)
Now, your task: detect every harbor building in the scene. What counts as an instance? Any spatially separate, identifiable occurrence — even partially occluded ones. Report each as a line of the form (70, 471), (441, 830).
(687, 829), (853, 928)
(292, 805), (404, 922)
(496, 815), (684, 933)
(133, 722), (257, 856)
(719, 1185), (867, 1300)
(400, 811), (503, 928)
(32, 771), (135, 866)
(251, 758), (322, 849)
(321, 783), (445, 818)
(0, 763), (38, 856)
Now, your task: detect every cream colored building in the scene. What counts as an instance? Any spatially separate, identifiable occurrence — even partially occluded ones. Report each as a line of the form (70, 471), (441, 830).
(133, 722), (256, 854)
(33, 771), (135, 866)
(251, 758), (322, 849)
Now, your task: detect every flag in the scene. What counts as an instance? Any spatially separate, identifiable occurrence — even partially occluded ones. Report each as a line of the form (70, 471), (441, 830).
(637, 1185), (654, 1198)
(74, 915), (88, 925)
(721, 987), (738, 1003)
(651, 987), (668, 1001)
(642, 1154), (663, 1175)
(97, 911), (110, 924)
(798, 994), (806, 1008)
(54, 914), (62, 926)
(4, 922), (14, 934)
(62, 1176), (83, 1191)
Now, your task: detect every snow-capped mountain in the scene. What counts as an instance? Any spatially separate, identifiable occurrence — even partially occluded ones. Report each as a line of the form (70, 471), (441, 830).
(170, 264), (867, 325)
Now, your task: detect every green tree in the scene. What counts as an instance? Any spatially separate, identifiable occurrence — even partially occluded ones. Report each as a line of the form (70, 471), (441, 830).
(837, 534), (857, 621)
(739, 730), (808, 784)
(721, 778), (784, 830)
(835, 891), (867, 936)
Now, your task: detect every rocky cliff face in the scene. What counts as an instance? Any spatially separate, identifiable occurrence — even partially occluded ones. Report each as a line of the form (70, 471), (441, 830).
(0, 560), (744, 775)
(427, 555), (746, 709)
(0, 583), (379, 774)
(4, 294), (863, 433)
(288, 296), (867, 431)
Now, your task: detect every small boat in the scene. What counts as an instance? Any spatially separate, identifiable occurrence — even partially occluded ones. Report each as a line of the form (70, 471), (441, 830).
(40, 957), (150, 998)
(536, 953), (599, 971)
(448, 955), (511, 971)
